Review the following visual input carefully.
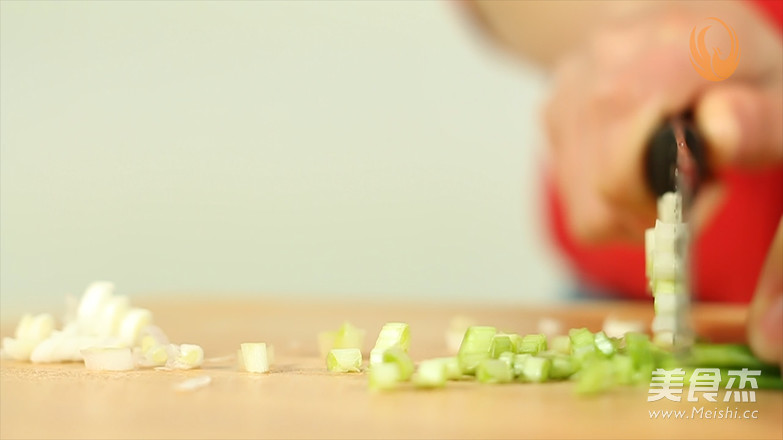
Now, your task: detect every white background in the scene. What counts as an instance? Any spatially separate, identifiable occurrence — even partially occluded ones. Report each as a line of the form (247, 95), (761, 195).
(0, 1), (567, 315)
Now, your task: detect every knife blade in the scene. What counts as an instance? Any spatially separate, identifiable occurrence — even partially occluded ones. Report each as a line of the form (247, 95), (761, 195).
(644, 115), (709, 351)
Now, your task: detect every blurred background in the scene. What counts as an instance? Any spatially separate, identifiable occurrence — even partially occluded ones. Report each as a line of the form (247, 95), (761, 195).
(0, 0), (566, 316)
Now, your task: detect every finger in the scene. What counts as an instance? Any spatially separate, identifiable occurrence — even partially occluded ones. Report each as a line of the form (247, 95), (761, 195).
(696, 84), (783, 168)
(747, 217), (783, 366)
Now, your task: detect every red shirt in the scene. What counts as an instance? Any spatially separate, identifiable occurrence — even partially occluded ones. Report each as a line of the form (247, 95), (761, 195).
(549, 0), (783, 303)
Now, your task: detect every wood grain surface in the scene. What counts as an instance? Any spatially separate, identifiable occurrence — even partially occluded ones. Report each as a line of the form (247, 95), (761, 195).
(1, 298), (780, 440)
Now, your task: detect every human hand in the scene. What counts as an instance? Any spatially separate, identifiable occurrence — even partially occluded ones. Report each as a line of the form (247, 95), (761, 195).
(542, 2), (782, 243)
(747, 219), (783, 366)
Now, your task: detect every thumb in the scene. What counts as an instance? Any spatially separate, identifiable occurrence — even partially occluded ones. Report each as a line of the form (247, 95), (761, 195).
(696, 84), (783, 168)
(747, 217), (783, 366)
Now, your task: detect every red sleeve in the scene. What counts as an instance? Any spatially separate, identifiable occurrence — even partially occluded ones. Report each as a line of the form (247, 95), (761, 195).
(749, 0), (783, 29)
(546, 1), (783, 304)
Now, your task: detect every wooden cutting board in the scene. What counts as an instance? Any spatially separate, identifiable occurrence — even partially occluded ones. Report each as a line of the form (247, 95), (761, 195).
(1, 298), (780, 439)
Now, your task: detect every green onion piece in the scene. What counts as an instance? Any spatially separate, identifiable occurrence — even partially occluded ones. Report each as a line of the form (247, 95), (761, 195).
(624, 332), (654, 363)
(549, 354), (577, 380)
(517, 334), (547, 355)
(594, 331), (616, 356)
(575, 359), (615, 395)
(326, 348), (362, 373)
(519, 356), (551, 383)
(370, 322), (410, 365)
(507, 334), (522, 352)
(476, 359), (513, 384)
(569, 328), (596, 361)
(683, 344), (772, 369)
(429, 356), (462, 380)
(334, 322), (365, 350)
(497, 351), (515, 368)
(369, 363), (401, 391)
(490, 335), (514, 358)
(457, 326), (496, 375)
(611, 353), (634, 385)
(382, 346), (414, 380)
(622, 332), (655, 383)
(413, 359), (447, 388)
(550, 335), (571, 355)
(512, 353), (531, 378)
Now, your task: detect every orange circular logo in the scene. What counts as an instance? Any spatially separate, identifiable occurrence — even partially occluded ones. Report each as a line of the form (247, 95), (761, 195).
(689, 17), (740, 81)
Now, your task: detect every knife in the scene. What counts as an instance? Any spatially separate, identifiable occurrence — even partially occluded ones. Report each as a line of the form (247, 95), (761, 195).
(644, 114), (710, 351)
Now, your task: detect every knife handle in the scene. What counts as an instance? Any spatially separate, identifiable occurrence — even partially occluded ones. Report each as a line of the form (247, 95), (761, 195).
(644, 115), (710, 198)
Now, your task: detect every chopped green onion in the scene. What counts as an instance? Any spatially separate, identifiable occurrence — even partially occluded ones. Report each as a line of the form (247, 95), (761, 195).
(569, 328), (596, 362)
(430, 357), (462, 380)
(611, 354), (634, 385)
(549, 354), (577, 380)
(519, 356), (551, 383)
(369, 363), (401, 391)
(319, 322), (366, 358)
(512, 353), (531, 378)
(413, 359), (447, 388)
(550, 335), (571, 355)
(575, 359), (615, 395)
(683, 344), (771, 369)
(594, 331), (616, 357)
(240, 342), (270, 373)
(517, 334), (547, 355)
(476, 359), (513, 384)
(334, 322), (365, 349)
(624, 332), (654, 369)
(497, 351), (515, 368)
(370, 322), (410, 365)
(457, 326), (496, 375)
(382, 346), (414, 380)
(490, 334), (514, 358)
(326, 348), (362, 373)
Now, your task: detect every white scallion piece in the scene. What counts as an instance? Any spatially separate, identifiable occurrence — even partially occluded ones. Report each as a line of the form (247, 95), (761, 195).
(413, 359), (447, 388)
(168, 344), (204, 370)
(657, 192), (682, 223)
(81, 347), (135, 371)
(240, 343), (270, 373)
(118, 308), (152, 347)
(1, 313), (56, 361)
(77, 282), (114, 328)
(173, 375), (212, 392)
(94, 296), (130, 338)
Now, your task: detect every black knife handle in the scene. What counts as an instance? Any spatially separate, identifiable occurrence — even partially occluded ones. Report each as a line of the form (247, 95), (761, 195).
(644, 116), (710, 198)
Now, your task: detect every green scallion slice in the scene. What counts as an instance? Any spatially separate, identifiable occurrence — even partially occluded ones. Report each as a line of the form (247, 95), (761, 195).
(549, 354), (577, 380)
(497, 351), (515, 368)
(382, 345), (415, 381)
(326, 348), (362, 373)
(370, 322), (410, 365)
(550, 335), (571, 355)
(512, 353), (531, 378)
(519, 356), (551, 383)
(369, 362), (402, 391)
(517, 334), (547, 355)
(413, 359), (447, 388)
(594, 331), (616, 356)
(476, 359), (513, 384)
(490, 334), (514, 358)
(457, 326), (496, 375)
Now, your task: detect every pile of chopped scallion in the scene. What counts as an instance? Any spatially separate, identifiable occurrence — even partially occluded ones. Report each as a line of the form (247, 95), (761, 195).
(324, 323), (783, 394)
